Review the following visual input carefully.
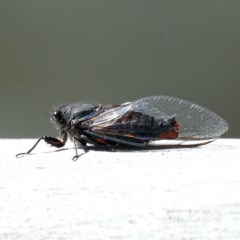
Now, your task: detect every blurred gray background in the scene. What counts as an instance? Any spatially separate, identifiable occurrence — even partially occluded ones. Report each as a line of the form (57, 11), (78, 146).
(0, 0), (239, 138)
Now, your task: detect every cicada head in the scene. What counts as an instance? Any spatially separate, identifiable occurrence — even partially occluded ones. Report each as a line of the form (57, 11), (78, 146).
(51, 103), (96, 132)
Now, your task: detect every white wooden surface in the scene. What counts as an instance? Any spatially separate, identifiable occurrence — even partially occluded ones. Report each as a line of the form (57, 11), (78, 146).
(0, 139), (240, 240)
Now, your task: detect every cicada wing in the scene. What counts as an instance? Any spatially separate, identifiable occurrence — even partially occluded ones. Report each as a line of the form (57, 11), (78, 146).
(132, 96), (228, 141)
(88, 103), (132, 128)
(85, 96), (228, 148)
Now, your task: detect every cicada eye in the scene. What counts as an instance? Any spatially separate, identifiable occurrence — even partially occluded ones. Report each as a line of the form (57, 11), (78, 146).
(53, 110), (63, 120)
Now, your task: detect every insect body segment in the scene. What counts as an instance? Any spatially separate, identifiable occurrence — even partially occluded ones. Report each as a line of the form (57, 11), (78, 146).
(90, 110), (179, 142)
(16, 96), (228, 160)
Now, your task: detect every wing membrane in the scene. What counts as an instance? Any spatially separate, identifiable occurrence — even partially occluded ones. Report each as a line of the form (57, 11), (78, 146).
(89, 104), (132, 128)
(132, 96), (228, 140)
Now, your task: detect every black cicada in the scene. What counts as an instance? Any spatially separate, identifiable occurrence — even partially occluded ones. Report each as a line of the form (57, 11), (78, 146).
(16, 96), (228, 160)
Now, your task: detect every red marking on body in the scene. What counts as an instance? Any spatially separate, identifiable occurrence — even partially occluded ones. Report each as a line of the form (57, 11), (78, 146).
(96, 138), (108, 144)
(158, 130), (178, 139)
(175, 122), (180, 131)
(158, 120), (180, 139)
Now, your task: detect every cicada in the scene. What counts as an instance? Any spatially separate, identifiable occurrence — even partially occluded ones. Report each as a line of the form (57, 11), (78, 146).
(16, 96), (228, 160)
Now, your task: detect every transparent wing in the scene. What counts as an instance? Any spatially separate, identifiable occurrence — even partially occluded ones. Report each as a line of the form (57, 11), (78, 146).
(132, 96), (228, 144)
(88, 104), (132, 128)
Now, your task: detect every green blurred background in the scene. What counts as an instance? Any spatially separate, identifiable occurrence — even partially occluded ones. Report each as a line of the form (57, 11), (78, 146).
(1, 0), (239, 138)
